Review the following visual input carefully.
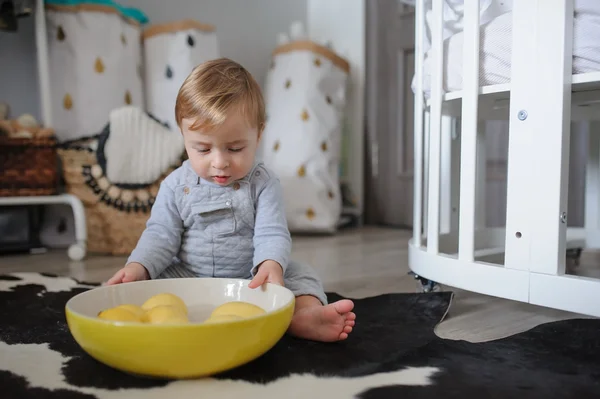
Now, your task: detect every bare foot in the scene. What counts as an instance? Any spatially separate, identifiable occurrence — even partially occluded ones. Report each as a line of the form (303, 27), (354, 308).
(288, 297), (356, 342)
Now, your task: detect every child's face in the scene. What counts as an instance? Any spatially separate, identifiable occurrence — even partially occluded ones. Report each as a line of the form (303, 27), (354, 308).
(181, 109), (261, 186)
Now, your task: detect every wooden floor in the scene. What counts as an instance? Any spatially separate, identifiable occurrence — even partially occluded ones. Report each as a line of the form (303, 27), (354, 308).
(0, 226), (593, 343)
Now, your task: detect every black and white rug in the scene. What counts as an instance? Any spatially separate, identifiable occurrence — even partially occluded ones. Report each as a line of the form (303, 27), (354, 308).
(1, 272), (599, 398)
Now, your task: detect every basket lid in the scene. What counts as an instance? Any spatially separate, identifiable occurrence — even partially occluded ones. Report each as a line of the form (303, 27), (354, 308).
(142, 19), (215, 40)
(272, 40), (350, 74)
(45, 0), (148, 25)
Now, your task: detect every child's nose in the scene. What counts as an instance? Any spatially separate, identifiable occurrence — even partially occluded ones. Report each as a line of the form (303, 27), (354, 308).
(212, 153), (229, 169)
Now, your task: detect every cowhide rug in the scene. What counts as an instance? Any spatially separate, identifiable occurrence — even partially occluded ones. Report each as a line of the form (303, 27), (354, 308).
(1, 272), (599, 398)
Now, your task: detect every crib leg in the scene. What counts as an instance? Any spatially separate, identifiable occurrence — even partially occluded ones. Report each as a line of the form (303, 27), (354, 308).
(476, 121), (487, 229)
(450, 118), (460, 234)
(422, 111), (430, 238)
(425, 0), (445, 254)
(440, 115), (455, 235)
(505, 0), (573, 276)
(585, 122), (600, 248)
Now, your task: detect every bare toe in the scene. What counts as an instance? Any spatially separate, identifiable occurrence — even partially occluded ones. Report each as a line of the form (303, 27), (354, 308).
(345, 320), (355, 327)
(343, 325), (353, 334)
(333, 299), (354, 315)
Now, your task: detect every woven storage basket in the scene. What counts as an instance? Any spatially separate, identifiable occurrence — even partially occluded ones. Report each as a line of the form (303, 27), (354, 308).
(57, 136), (182, 255)
(0, 134), (59, 197)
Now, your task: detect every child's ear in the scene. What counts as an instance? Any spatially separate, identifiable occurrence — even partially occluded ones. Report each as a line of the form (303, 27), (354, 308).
(257, 123), (265, 141)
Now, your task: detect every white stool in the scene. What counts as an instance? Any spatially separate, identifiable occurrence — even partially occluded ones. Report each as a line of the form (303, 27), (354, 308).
(0, 194), (87, 261)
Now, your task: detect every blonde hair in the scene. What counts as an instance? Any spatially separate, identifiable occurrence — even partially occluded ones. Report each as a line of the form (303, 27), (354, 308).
(175, 58), (266, 132)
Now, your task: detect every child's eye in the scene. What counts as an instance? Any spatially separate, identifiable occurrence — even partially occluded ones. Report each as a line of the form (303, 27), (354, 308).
(197, 148), (210, 153)
(229, 147), (244, 153)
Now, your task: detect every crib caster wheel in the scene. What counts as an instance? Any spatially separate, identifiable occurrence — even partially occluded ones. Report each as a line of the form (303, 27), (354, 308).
(566, 247), (583, 267)
(68, 243), (86, 261)
(409, 272), (441, 293)
(420, 279), (441, 293)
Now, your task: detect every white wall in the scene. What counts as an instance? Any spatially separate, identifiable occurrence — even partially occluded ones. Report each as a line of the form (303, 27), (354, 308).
(307, 0), (365, 217)
(0, 17), (40, 120)
(0, 0), (306, 121)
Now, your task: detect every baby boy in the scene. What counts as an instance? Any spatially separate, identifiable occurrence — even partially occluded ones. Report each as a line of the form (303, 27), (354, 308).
(107, 57), (355, 342)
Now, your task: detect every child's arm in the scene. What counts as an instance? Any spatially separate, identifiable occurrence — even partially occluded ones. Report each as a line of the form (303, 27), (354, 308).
(251, 172), (291, 281)
(123, 177), (183, 279)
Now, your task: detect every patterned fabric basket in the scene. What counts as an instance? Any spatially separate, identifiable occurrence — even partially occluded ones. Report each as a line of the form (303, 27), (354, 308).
(57, 132), (183, 255)
(0, 135), (59, 197)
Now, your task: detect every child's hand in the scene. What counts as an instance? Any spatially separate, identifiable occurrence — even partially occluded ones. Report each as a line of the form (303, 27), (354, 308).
(249, 260), (284, 288)
(106, 262), (150, 285)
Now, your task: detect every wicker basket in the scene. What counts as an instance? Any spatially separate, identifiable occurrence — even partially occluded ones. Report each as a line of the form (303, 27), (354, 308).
(0, 135), (59, 197)
(57, 136), (181, 255)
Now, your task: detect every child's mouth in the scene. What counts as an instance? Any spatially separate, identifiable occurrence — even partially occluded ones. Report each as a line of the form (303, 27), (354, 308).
(213, 176), (230, 184)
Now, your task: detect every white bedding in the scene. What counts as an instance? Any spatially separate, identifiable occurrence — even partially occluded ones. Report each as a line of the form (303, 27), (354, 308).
(415, 0), (600, 96)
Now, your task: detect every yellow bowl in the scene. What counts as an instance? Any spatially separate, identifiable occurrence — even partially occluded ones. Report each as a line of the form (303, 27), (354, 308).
(65, 278), (295, 379)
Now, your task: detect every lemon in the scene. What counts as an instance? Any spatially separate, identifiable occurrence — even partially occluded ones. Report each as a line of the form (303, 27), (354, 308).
(114, 304), (145, 318)
(141, 293), (187, 315)
(97, 307), (142, 322)
(203, 314), (243, 324)
(210, 301), (266, 319)
(143, 305), (189, 324)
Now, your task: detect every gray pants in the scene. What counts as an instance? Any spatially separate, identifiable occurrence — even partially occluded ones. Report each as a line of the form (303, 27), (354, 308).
(156, 259), (328, 305)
